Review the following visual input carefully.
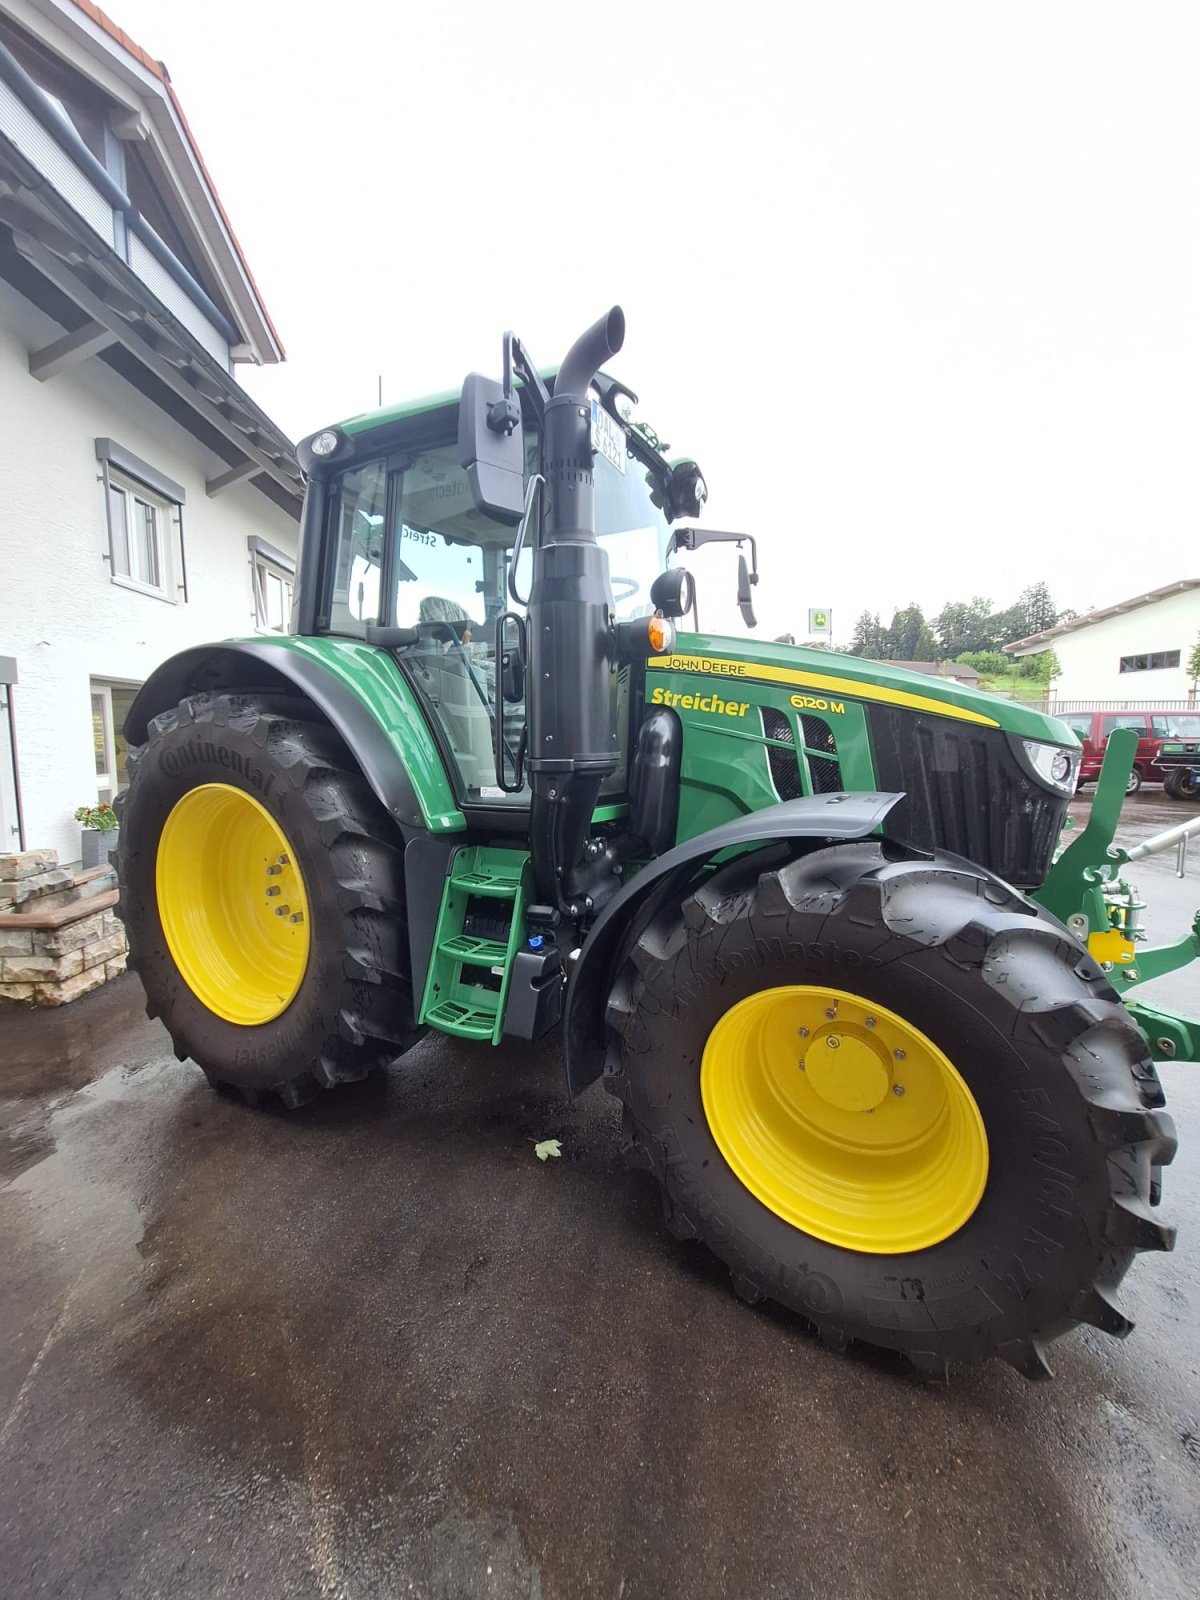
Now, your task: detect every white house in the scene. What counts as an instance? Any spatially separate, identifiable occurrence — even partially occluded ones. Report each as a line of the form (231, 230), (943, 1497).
(1006, 580), (1200, 705)
(0, 0), (302, 864)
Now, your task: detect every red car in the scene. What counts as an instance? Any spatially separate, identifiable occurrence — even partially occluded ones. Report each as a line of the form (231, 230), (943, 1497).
(1060, 707), (1200, 793)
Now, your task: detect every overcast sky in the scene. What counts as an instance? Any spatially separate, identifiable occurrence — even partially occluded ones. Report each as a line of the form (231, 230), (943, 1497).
(113, 0), (1197, 643)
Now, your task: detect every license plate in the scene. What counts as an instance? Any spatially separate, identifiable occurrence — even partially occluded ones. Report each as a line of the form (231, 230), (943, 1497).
(590, 397), (626, 475)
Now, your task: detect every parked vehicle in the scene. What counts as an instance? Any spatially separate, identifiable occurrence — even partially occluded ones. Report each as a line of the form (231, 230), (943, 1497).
(115, 309), (1199, 1379)
(1060, 708), (1200, 794)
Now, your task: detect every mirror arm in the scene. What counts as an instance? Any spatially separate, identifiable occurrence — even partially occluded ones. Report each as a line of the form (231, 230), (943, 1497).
(670, 525), (758, 579)
(504, 332), (549, 421)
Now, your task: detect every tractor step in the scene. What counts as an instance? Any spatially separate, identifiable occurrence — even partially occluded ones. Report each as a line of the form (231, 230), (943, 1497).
(419, 844), (531, 1043)
(423, 1000), (501, 1040)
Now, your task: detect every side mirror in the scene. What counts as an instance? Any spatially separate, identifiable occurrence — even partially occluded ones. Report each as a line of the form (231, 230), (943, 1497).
(737, 554), (758, 629)
(459, 373), (525, 525)
(649, 566), (695, 620)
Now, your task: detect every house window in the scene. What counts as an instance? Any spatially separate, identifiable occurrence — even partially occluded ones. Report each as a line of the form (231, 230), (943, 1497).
(1119, 650), (1181, 673)
(249, 538), (296, 633)
(106, 473), (174, 597)
(96, 440), (187, 603)
(91, 681), (141, 804)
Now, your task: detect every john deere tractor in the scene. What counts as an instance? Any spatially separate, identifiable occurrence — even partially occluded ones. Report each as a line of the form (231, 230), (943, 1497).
(117, 308), (1200, 1378)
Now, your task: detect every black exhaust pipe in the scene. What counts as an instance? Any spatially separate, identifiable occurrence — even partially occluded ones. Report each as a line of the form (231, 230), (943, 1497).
(527, 307), (625, 912)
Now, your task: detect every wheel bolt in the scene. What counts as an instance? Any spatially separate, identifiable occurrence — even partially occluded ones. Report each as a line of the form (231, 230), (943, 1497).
(267, 864), (282, 876)
(894, 1048), (906, 1061)
(275, 905), (290, 917)
(267, 886), (281, 897)
(865, 1017), (876, 1028)
(278, 854), (289, 865)
(893, 1084), (905, 1097)
(290, 911), (304, 923)
(797, 1027), (809, 1038)
(825, 1006), (837, 1019)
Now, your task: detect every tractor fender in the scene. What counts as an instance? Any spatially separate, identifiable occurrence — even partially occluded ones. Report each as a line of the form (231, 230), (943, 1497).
(124, 639), (464, 835)
(564, 791), (905, 1096)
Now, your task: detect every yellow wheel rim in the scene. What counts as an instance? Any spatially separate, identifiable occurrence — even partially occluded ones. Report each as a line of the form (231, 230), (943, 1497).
(701, 985), (988, 1253)
(156, 783), (310, 1026)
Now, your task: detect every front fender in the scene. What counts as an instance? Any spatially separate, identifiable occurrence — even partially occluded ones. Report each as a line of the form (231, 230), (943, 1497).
(125, 636), (465, 835)
(564, 791), (905, 1096)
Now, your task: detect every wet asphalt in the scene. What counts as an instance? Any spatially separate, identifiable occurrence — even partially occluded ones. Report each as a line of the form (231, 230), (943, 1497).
(1, 789), (1199, 1599)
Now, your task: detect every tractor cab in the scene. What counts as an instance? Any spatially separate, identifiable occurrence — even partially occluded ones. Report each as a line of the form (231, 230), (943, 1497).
(305, 410), (676, 809)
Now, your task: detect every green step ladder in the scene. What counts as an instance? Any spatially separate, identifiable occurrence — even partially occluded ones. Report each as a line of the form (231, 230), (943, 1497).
(419, 845), (530, 1042)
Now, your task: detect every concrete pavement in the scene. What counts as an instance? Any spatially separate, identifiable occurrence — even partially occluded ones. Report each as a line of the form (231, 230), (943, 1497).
(1, 788), (1198, 1598)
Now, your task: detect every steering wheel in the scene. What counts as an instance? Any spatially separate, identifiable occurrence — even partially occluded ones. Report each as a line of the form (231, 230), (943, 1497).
(610, 576), (640, 603)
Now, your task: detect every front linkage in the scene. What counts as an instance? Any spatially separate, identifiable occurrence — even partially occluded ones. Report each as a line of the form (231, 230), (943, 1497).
(1035, 726), (1200, 1066)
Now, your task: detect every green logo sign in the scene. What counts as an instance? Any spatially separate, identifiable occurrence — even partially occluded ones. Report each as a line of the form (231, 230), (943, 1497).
(809, 608), (830, 632)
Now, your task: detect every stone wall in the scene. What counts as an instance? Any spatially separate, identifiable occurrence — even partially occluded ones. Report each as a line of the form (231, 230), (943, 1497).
(0, 850), (127, 1007)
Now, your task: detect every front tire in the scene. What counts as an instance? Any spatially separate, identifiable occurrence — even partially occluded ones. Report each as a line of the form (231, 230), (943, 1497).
(604, 843), (1175, 1377)
(1164, 768), (1200, 801)
(117, 692), (422, 1106)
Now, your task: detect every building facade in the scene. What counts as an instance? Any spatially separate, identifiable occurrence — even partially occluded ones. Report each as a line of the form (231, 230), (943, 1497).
(1006, 581), (1200, 705)
(0, 0), (302, 864)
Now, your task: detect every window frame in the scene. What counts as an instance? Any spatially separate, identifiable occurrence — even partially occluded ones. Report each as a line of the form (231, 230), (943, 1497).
(1118, 650), (1181, 674)
(250, 537), (297, 634)
(90, 679), (142, 805)
(105, 471), (175, 599)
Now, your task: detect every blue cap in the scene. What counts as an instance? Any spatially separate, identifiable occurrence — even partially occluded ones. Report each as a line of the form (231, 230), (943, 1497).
(527, 933), (545, 951)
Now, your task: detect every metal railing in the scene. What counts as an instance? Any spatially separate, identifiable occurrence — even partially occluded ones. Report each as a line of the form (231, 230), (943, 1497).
(994, 696), (1197, 713)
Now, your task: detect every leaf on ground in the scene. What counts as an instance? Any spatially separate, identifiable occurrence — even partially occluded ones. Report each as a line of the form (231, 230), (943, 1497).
(533, 1138), (562, 1162)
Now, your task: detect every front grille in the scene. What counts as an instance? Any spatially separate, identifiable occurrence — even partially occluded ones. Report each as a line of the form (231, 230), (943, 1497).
(867, 707), (1068, 888)
(761, 707), (804, 800)
(799, 714), (843, 794)
(762, 707), (843, 799)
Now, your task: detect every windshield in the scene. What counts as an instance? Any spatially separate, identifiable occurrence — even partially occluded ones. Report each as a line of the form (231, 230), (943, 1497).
(326, 439), (670, 636)
(1153, 714), (1200, 738)
(323, 428), (671, 803)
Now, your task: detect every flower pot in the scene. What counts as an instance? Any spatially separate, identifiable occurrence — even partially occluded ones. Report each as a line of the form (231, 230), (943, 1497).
(81, 828), (118, 870)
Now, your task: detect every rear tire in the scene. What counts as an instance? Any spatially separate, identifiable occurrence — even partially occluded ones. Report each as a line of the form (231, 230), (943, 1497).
(117, 692), (422, 1105)
(1126, 765), (1143, 794)
(604, 843), (1175, 1377)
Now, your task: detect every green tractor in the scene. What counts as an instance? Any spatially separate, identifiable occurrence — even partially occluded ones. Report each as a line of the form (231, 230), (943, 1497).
(117, 308), (1200, 1378)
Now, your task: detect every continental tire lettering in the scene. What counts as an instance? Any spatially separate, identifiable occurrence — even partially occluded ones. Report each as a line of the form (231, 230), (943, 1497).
(158, 739), (275, 800)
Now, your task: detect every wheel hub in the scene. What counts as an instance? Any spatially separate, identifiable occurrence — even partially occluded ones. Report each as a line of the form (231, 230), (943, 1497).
(804, 1027), (891, 1112)
(700, 984), (989, 1253)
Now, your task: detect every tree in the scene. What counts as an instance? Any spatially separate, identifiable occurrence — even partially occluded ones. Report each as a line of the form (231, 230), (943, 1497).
(1018, 582), (1059, 636)
(933, 596), (996, 659)
(1019, 648), (1061, 685)
(1188, 631), (1200, 694)
(883, 602), (939, 662)
(848, 610), (887, 658)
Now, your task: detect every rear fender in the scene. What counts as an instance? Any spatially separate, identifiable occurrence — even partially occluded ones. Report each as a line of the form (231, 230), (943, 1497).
(564, 791), (905, 1095)
(124, 638), (465, 836)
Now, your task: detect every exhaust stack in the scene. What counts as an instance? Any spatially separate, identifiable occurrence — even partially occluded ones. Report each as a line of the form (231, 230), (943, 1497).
(527, 307), (625, 911)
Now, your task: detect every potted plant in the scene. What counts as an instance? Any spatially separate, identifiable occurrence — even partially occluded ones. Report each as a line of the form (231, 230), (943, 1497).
(74, 802), (119, 869)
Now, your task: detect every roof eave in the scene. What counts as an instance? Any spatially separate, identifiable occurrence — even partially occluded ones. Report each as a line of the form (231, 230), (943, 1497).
(36, 0), (284, 362)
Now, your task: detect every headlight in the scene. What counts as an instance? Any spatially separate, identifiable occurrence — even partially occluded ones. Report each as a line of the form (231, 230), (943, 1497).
(1024, 739), (1079, 793)
(309, 429), (340, 458)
